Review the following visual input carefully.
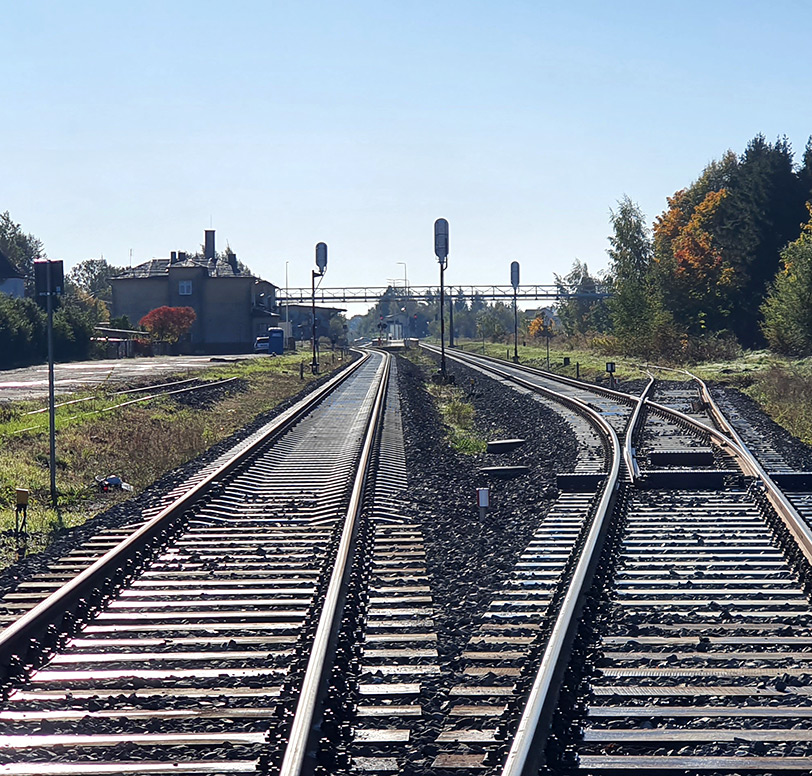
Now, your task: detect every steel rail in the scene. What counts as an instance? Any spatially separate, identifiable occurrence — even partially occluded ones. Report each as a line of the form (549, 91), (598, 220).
(278, 352), (391, 776)
(627, 362), (812, 564)
(473, 365), (622, 776)
(642, 397), (753, 470)
(0, 352), (371, 681)
(431, 347), (748, 485)
(22, 377), (201, 415)
(622, 372), (655, 482)
(426, 346), (623, 775)
(14, 377), (243, 435)
(435, 347), (812, 771)
(426, 344), (647, 481)
(690, 371), (812, 566)
(428, 344), (641, 405)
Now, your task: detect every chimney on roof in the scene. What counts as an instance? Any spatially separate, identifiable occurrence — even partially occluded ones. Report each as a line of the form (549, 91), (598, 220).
(170, 251), (177, 263)
(227, 250), (238, 274)
(204, 230), (215, 264)
(178, 251), (187, 263)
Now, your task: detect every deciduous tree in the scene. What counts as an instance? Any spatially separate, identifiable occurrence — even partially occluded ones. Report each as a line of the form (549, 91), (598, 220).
(606, 197), (675, 356)
(554, 260), (609, 336)
(0, 211), (45, 295)
(528, 314), (554, 340)
(658, 188), (735, 334)
(139, 306), (196, 343)
(68, 258), (122, 303)
(761, 206), (812, 354)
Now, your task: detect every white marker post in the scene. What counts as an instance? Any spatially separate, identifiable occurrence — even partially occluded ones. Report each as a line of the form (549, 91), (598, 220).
(477, 487), (490, 521)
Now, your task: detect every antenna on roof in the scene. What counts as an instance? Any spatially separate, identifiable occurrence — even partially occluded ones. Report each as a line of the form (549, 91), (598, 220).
(129, 249), (132, 268)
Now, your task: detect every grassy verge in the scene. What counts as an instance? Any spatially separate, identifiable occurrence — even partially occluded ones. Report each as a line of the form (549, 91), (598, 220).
(740, 363), (812, 446)
(455, 339), (649, 383)
(400, 346), (486, 454)
(455, 338), (812, 449)
(0, 352), (348, 562)
(426, 381), (487, 454)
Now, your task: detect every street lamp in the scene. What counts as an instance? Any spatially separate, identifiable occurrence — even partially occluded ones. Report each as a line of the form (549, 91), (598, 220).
(312, 243), (327, 374)
(285, 260), (289, 346)
(434, 218), (449, 380)
(544, 312), (551, 369)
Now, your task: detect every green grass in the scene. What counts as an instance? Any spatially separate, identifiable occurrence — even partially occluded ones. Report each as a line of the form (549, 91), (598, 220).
(426, 381), (487, 454)
(455, 339), (649, 383)
(0, 352), (343, 439)
(0, 352), (347, 566)
(400, 345), (487, 453)
(739, 361), (812, 446)
(457, 338), (812, 449)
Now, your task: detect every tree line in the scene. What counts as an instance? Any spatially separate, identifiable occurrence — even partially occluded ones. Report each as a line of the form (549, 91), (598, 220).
(0, 214), (203, 369)
(350, 285), (558, 345)
(590, 134), (812, 359)
(0, 213), (111, 368)
(9, 133), (812, 371)
(357, 136), (812, 359)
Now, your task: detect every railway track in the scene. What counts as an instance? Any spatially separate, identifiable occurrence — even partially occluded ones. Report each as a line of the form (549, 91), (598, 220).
(14, 376), (245, 436)
(2, 344), (812, 774)
(0, 350), (391, 773)
(410, 348), (812, 774)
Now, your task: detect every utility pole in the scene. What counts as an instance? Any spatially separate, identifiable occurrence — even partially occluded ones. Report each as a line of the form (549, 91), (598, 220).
(46, 268), (56, 507)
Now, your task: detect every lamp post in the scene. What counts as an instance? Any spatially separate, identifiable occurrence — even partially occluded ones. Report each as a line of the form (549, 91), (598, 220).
(434, 219), (449, 379)
(312, 243), (327, 374)
(285, 261), (289, 340)
(544, 313), (551, 369)
(511, 261), (520, 363)
(448, 286), (455, 348)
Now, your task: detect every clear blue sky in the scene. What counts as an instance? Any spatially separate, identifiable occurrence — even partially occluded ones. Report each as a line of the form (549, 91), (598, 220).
(4, 0), (812, 305)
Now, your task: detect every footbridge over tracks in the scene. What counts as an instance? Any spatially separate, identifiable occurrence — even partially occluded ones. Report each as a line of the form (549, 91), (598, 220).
(277, 284), (608, 305)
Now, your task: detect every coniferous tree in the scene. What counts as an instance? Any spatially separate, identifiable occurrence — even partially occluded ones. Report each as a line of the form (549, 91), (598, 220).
(649, 136), (808, 348)
(761, 206), (812, 355)
(724, 135), (807, 345)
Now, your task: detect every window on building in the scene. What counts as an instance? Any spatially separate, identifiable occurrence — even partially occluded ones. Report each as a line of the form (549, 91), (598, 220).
(179, 280), (192, 296)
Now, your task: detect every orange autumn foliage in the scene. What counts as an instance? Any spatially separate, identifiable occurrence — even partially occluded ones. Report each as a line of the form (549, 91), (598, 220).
(672, 189), (733, 286)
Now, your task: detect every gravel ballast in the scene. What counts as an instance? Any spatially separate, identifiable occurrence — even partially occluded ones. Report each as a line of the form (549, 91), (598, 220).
(395, 353), (578, 675)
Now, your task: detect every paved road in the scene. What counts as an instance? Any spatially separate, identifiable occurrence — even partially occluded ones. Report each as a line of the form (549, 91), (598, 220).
(0, 355), (258, 403)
